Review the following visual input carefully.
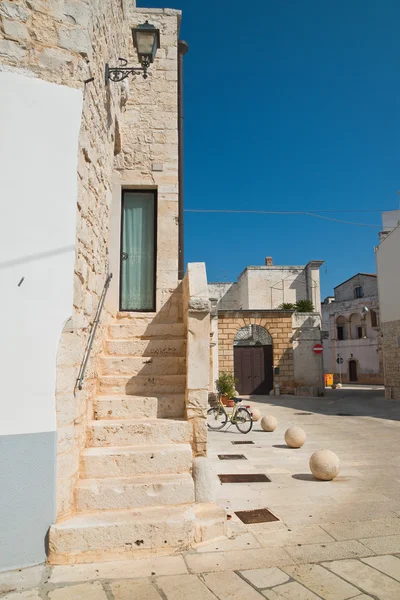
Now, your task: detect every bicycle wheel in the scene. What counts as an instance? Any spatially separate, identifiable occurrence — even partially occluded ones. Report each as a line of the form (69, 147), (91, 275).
(235, 407), (253, 434)
(207, 406), (228, 430)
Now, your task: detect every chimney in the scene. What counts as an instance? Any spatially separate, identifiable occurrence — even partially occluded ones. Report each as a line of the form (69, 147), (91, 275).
(265, 256), (273, 266)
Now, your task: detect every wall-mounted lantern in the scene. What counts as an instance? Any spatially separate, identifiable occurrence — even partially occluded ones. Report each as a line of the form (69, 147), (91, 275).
(105, 21), (160, 83)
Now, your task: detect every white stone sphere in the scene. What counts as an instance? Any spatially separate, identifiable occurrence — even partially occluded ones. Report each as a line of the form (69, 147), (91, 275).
(284, 427), (306, 448)
(261, 415), (277, 432)
(310, 450), (340, 481)
(251, 408), (261, 422)
(336, 383), (342, 389)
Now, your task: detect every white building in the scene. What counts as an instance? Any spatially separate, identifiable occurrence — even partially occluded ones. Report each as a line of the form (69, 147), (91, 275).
(376, 210), (400, 398)
(209, 257), (324, 313)
(322, 274), (383, 385)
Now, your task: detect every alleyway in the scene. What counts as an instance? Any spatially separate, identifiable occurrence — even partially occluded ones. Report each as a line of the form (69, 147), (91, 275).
(2, 386), (400, 599)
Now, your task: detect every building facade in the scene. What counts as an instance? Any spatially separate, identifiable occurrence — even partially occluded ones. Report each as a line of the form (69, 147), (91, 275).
(209, 257), (325, 397)
(376, 211), (400, 399)
(209, 257), (324, 313)
(321, 274), (383, 385)
(0, 0), (224, 571)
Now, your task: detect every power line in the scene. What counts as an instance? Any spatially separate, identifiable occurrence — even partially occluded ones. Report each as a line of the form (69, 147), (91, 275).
(184, 209), (382, 228)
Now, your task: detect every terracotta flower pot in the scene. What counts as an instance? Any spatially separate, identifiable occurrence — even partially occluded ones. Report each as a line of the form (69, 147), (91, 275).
(221, 395), (234, 407)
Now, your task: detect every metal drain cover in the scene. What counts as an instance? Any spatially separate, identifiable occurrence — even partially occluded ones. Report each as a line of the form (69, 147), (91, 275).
(336, 413), (353, 416)
(294, 412), (313, 415)
(218, 454), (247, 460)
(235, 508), (279, 524)
(218, 474), (271, 483)
(231, 441), (254, 445)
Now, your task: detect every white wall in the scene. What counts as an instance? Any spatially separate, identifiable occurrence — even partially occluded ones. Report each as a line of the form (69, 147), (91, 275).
(0, 71), (82, 436)
(376, 226), (400, 324)
(292, 313), (323, 390)
(208, 282), (239, 310)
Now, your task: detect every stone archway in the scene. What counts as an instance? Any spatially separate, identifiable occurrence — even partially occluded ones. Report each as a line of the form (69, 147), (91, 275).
(217, 311), (295, 395)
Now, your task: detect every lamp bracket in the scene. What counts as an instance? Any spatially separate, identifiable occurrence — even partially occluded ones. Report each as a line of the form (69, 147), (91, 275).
(105, 57), (151, 83)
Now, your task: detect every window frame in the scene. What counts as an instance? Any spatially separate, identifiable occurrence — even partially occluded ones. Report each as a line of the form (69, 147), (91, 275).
(354, 286), (364, 299)
(119, 188), (158, 312)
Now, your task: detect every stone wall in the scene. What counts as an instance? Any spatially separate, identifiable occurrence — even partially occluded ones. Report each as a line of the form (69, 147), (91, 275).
(217, 311), (295, 394)
(334, 274), (377, 302)
(380, 321), (400, 398)
(111, 7), (181, 314)
(183, 263), (210, 457)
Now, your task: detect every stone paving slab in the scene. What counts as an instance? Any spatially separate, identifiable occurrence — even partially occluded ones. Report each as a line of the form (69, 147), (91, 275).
(202, 571), (266, 599)
(49, 582), (108, 599)
(184, 548), (295, 574)
(251, 525), (335, 548)
(0, 565), (45, 595)
(320, 518), (400, 541)
(155, 574), (216, 600)
(2, 592), (41, 599)
(262, 581), (321, 599)
(282, 564), (361, 600)
(239, 567), (290, 589)
(360, 534), (400, 555)
(49, 555), (188, 583)
(361, 555), (400, 582)
(322, 559), (400, 599)
(284, 540), (373, 564)
(110, 579), (162, 599)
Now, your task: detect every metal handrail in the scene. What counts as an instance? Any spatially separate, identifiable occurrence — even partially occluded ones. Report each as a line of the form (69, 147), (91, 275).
(76, 272), (113, 391)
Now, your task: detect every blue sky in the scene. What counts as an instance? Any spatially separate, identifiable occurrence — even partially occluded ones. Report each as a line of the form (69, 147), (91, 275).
(138, 0), (400, 298)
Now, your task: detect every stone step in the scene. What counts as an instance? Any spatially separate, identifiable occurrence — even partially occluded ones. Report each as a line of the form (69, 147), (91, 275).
(98, 374), (185, 396)
(105, 338), (185, 358)
(116, 309), (183, 325)
(100, 356), (186, 376)
(94, 396), (158, 420)
(76, 473), (195, 511)
(94, 395), (185, 420)
(48, 503), (226, 564)
(82, 443), (193, 478)
(108, 322), (185, 339)
(88, 418), (190, 447)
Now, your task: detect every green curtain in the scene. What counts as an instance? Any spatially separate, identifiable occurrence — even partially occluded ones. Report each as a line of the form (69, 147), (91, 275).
(121, 192), (155, 311)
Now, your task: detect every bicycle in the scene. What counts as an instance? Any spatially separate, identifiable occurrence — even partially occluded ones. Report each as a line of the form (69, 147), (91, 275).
(207, 395), (253, 434)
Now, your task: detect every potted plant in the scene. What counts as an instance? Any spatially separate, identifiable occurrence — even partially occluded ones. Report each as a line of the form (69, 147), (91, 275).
(215, 371), (237, 407)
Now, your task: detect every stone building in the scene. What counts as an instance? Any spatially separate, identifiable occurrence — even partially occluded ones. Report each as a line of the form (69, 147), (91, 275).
(321, 274), (383, 385)
(209, 257), (325, 397)
(0, 0), (224, 571)
(376, 210), (400, 398)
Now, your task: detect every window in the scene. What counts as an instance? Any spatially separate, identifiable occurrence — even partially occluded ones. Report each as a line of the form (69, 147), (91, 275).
(370, 310), (378, 327)
(336, 315), (347, 340)
(120, 190), (157, 311)
(354, 286), (364, 298)
(357, 326), (363, 339)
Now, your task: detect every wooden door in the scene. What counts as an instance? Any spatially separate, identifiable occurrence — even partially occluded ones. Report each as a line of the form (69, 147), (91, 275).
(234, 346), (273, 395)
(349, 360), (358, 382)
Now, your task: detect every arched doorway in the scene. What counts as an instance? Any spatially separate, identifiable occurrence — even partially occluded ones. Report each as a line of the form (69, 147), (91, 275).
(233, 325), (273, 395)
(349, 359), (358, 382)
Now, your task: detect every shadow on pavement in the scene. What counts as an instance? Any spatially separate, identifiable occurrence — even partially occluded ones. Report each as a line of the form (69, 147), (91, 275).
(242, 386), (400, 422)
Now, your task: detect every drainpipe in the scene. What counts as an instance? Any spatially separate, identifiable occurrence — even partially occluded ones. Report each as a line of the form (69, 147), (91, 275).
(178, 40), (188, 280)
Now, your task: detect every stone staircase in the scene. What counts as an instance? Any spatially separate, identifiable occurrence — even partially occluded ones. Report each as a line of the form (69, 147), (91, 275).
(49, 312), (226, 564)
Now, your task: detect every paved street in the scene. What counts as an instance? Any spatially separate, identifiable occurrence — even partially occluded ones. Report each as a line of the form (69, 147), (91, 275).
(2, 386), (400, 599)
